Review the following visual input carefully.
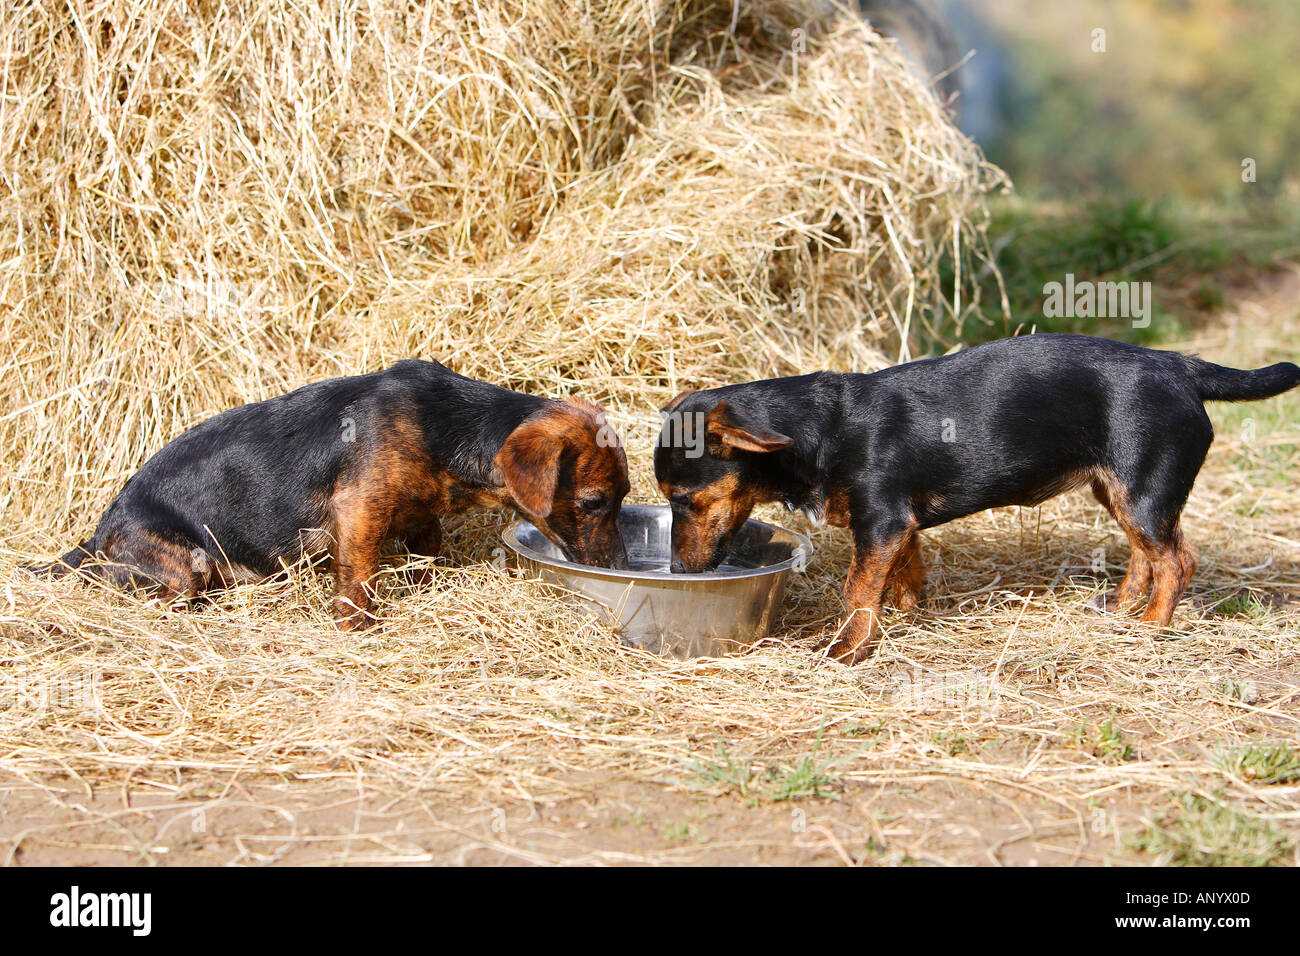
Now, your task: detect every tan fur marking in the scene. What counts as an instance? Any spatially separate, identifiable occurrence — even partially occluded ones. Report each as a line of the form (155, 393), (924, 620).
(824, 486), (852, 528)
(673, 473), (760, 571)
(827, 523), (918, 664)
(885, 533), (925, 611)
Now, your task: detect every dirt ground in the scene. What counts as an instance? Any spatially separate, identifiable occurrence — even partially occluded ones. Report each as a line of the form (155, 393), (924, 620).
(2, 271), (1298, 867)
(2, 773), (1159, 866)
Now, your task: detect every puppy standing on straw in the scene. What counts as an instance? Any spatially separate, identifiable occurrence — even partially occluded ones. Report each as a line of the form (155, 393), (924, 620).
(654, 334), (1300, 663)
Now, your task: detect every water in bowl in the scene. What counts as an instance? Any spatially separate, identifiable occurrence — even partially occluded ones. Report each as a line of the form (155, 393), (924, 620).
(624, 553), (770, 574)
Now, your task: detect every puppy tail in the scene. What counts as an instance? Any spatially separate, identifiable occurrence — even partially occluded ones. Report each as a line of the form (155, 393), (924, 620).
(23, 540), (95, 579)
(1186, 357), (1300, 403)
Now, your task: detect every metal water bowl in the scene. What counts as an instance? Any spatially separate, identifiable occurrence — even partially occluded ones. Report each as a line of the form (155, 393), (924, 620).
(503, 504), (812, 659)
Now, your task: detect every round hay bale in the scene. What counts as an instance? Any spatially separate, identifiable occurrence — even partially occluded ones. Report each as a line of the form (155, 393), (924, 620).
(1, 0), (1006, 542)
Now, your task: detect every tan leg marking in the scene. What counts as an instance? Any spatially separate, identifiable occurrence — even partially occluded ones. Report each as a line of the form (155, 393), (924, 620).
(885, 533), (925, 611)
(1092, 473), (1154, 614)
(1141, 532), (1197, 627)
(827, 527), (914, 664)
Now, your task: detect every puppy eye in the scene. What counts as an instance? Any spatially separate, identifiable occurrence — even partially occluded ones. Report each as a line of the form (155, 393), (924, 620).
(670, 493), (692, 510)
(578, 495), (607, 513)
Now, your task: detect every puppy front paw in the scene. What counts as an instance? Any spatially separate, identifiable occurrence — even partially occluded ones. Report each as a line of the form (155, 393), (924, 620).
(331, 595), (377, 631)
(1087, 589), (1145, 616)
(825, 616), (880, 665)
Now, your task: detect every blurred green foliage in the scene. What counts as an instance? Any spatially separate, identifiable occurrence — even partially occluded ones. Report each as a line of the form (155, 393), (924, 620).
(941, 0), (1300, 346)
(941, 195), (1300, 346)
(975, 0), (1300, 199)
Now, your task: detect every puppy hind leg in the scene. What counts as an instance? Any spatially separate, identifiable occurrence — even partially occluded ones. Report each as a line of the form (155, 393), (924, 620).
(1142, 528), (1198, 627)
(1125, 470), (1203, 627)
(1091, 475), (1152, 614)
(1112, 548), (1153, 612)
(1120, 416), (1211, 626)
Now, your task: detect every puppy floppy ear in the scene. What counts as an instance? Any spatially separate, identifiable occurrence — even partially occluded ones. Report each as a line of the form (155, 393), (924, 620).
(705, 401), (793, 454)
(495, 418), (564, 520)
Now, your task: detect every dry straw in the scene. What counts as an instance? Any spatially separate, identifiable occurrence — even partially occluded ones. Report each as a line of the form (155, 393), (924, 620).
(2, 0), (1294, 864)
(1, 0), (1004, 525)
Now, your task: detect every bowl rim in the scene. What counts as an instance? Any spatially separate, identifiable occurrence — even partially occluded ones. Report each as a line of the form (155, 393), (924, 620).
(502, 503), (813, 583)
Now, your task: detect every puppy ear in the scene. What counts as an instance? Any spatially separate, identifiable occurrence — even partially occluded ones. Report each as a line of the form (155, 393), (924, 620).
(495, 418), (563, 520)
(705, 401), (793, 454)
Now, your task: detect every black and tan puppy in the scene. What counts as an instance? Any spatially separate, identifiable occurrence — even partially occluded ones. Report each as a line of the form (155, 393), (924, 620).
(655, 334), (1300, 663)
(30, 359), (629, 628)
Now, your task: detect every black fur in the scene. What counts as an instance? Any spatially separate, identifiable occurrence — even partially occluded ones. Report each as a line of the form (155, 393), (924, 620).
(35, 360), (544, 582)
(655, 334), (1300, 660)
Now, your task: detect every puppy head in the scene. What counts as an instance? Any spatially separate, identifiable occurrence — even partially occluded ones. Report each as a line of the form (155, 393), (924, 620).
(495, 398), (630, 569)
(653, 390), (792, 573)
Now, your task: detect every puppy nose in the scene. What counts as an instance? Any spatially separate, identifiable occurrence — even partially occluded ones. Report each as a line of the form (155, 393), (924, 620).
(670, 558), (686, 574)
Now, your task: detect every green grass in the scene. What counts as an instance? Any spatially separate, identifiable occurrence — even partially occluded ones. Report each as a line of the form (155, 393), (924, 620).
(945, 196), (1300, 350)
(1208, 390), (1300, 497)
(1216, 742), (1300, 785)
(930, 728), (969, 757)
(689, 743), (763, 801)
(1095, 718), (1134, 763)
(1074, 716), (1134, 764)
(1126, 792), (1295, 866)
(660, 820), (701, 843)
(839, 718), (886, 739)
(1216, 679), (1261, 705)
(1213, 590), (1273, 621)
(964, 0), (1300, 356)
(981, 0), (1300, 201)
(688, 729), (852, 804)
(610, 809), (647, 830)
(769, 750), (841, 803)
